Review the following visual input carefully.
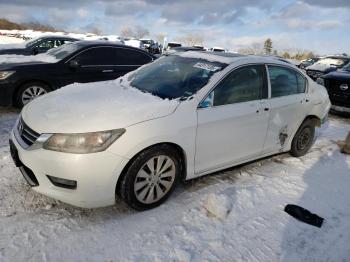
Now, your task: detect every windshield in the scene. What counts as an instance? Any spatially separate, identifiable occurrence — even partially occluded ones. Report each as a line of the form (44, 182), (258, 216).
(128, 55), (227, 99)
(25, 37), (43, 48)
(46, 42), (80, 60)
(316, 58), (348, 67)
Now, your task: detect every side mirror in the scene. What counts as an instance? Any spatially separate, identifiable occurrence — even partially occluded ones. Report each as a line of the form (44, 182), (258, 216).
(69, 59), (80, 69)
(198, 92), (214, 108)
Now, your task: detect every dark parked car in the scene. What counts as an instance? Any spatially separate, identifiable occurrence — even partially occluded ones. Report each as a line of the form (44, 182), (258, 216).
(140, 39), (161, 54)
(0, 35), (79, 56)
(165, 42), (182, 51)
(306, 55), (350, 81)
(318, 62), (350, 113)
(0, 41), (155, 107)
(164, 46), (204, 55)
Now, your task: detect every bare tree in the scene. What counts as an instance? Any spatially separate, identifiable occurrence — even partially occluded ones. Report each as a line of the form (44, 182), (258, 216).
(174, 33), (203, 46)
(90, 27), (102, 36)
(120, 27), (133, 38)
(238, 47), (256, 55)
(155, 33), (166, 44)
(134, 25), (149, 39)
(251, 43), (263, 55)
(282, 51), (291, 59)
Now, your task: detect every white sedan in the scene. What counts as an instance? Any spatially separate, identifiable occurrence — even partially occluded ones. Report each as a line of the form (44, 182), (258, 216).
(10, 52), (331, 210)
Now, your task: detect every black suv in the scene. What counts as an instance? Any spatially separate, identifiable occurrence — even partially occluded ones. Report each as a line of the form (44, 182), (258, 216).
(306, 55), (350, 81)
(0, 35), (79, 56)
(0, 41), (155, 107)
(318, 62), (350, 113)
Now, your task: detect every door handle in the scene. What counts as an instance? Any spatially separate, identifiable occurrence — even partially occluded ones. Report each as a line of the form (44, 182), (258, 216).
(305, 99), (309, 102)
(264, 108), (269, 111)
(102, 69), (113, 73)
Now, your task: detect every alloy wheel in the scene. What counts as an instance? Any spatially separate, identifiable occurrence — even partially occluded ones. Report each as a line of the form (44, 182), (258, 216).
(21, 86), (47, 105)
(134, 155), (176, 204)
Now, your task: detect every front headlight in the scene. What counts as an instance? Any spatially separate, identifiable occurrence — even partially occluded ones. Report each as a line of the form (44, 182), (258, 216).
(316, 77), (325, 86)
(43, 129), (125, 154)
(0, 71), (15, 80)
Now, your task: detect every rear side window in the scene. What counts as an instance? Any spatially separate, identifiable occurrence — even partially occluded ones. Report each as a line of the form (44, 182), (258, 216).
(213, 65), (265, 106)
(55, 40), (74, 47)
(268, 65), (306, 98)
(114, 48), (152, 65)
(296, 73), (307, 93)
(75, 47), (115, 65)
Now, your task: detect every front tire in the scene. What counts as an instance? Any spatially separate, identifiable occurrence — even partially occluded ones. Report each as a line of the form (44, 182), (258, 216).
(120, 145), (181, 210)
(14, 82), (51, 108)
(290, 119), (315, 157)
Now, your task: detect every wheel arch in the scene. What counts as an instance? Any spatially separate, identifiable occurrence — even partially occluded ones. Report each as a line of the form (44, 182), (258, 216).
(115, 142), (187, 196)
(303, 114), (322, 127)
(12, 79), (53, 104)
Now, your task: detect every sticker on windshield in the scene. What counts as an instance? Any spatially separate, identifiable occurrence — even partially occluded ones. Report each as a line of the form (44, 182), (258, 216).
(193, 62), (221, 72)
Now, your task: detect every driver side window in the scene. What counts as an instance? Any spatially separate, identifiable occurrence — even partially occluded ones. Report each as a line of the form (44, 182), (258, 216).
(37, 40), (55, 49)
(212, 65), (265, 106)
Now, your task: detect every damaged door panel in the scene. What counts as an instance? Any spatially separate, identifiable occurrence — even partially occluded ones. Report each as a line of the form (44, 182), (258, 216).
(279, 125), (289, 147)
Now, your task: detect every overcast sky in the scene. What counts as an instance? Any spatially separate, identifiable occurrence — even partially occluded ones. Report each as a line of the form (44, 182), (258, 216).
(0, 0), (349, 54)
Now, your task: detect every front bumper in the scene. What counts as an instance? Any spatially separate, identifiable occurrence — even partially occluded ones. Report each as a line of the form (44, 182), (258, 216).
(10, 130), (130, 208)
(331, 105), (350, 114)
(0, 81), (15, 106)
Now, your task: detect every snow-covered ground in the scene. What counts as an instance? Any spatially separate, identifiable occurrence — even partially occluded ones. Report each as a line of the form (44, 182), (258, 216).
(0, 35), (25, 45)
(0, 107), (349, 262)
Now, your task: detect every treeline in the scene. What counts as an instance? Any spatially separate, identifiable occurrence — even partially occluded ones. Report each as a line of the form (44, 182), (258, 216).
(0, 18), (59, 32)
(238, 38), (318, 60)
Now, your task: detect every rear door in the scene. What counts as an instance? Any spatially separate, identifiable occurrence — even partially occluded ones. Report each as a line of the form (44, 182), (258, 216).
(262, 65), (309, 154)
(195, 64), (270, 174)
(71, 47), (117, 83)
(66, 46), (154, 83)
(113, 47), (154, 77)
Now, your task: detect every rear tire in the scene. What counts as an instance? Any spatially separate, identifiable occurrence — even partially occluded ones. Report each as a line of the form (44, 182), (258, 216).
(14, 82), (51, 108)
(120, 145), (181, 210)
(290, 119), (315, 157)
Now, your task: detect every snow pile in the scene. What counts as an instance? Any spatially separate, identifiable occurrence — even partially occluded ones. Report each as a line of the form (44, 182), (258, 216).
(0, 35), (25, 45)
(203, 193), (232, 219)
(125, 39), (142, 48)
(0, 53), (58, 64)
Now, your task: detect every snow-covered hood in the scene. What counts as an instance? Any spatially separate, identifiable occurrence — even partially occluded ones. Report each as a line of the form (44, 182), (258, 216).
(323, 69), (350, 80)
(306, 63), (337, 72)
(0, 54), (57, 64)
(21, 80), (179, 134)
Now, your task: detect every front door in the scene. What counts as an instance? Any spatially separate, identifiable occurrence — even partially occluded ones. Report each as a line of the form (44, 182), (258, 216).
(195, 65), (270, 174)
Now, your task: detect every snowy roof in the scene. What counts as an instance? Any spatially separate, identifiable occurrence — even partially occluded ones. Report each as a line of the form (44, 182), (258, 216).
(176, 51), (244, 64)
(177, 51), (295, 66)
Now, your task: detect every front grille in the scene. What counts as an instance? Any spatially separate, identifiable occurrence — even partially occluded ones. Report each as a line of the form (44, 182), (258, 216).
(325, 79), (350, 107)
(17, 118), (40, 147)
(325, 79), (350, 94)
